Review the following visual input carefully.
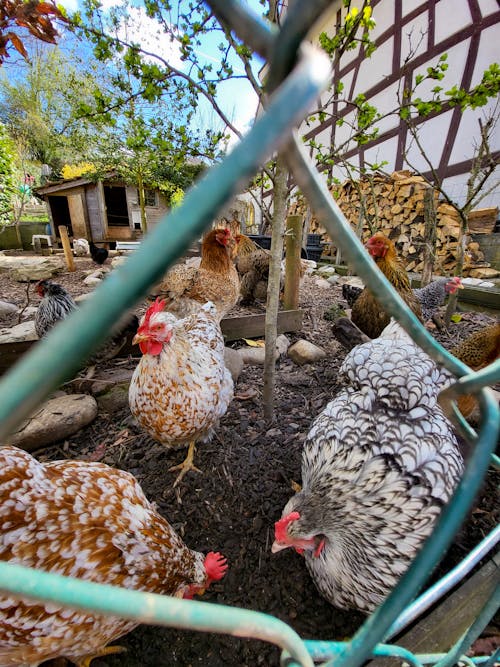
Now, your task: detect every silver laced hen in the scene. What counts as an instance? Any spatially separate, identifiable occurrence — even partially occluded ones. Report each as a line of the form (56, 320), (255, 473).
(272, 320), (464, 613)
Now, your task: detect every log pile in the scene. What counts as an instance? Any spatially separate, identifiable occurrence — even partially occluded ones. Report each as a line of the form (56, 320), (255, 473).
(302, 170), (499, 278)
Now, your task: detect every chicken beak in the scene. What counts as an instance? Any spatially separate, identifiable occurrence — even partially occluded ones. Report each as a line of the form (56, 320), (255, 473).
(271, 541), (288, 554)
(132, 333), (147, 345)
(457, 283), (465, 289)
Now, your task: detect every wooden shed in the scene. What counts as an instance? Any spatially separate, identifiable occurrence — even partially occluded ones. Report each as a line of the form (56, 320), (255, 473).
(35, 174), (169, 243)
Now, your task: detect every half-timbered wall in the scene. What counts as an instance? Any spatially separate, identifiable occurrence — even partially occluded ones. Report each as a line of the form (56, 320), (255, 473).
(306, 0), (500, 208)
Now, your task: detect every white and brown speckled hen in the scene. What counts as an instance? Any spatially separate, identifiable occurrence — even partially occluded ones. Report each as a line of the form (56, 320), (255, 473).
(129, 298), (233, 486)
(272, 320), (464, 613)
(0, 445), (227, 667)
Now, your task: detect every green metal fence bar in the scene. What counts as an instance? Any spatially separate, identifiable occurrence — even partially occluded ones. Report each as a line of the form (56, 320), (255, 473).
(0, 561), (314, 667)
(384, 524), (500, 641)
(282, 133), (500, 667)
(282, 640), (426, 667)
(0, 44), (332, 440)
(433, 585), (500, 667)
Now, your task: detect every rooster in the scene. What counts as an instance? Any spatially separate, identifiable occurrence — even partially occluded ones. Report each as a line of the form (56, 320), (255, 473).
(0, 445), (228, 666)
(129, 299), (233, 486)
(272, 319), (463, 613)
(89, 241), (109, 265)
(153, 227), (239, 320)
(344, 276), (463, 326)
(35, 279), (77, 339)
(34, 279), (138, 364)
(351, 233), (422, 338)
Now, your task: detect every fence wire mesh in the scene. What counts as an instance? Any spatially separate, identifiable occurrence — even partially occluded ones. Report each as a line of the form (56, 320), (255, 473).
(0, 3), (498, 667)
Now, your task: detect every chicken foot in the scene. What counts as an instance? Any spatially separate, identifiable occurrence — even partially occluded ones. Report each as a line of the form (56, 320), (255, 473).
(76, 645), (126, 667)
(169, 441), (202, 487)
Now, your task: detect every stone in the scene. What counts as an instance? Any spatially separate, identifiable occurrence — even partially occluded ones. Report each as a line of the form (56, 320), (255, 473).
(18, 306), (38, 319)
(275, 334), (290, 356)
(316, 265), (336, 278)
(288, 339), (327, 365)
(7, 394), (98, 451)
(0, 300), (18, 315)
(111, 257), (127, 269)
(0, 256), (65, 282)
(313, 277), (332, 289)
(0, 320), (37, 343)
(96, 384), (130, 414)
(83, 273), (103, 286)
(224, 346), (244, 383)
(468, 267), (499, 280)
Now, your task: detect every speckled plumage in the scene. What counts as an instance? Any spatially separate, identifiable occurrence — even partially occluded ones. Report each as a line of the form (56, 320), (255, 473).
(35, 280), (77, 339)
(0, 446), (214, 666)
(274, 321), (463, 613)
(413, 277), (457, 322)
(129, 302), (233, 449)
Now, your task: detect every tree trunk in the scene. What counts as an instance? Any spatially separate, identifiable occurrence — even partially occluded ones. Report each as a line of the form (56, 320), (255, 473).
(283, 214), (302, 310)
(421, 188), (437, 287)
(137, 169), (147, 233)
(445, 210), (467, 324)
(263, 154), (288, 421)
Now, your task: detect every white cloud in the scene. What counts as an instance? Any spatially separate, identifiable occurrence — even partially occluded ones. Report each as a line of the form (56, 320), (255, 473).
(58, 0), (79, 14)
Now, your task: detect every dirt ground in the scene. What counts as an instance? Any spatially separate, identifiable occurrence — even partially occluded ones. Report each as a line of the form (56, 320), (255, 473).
(0, 254), (498, 666)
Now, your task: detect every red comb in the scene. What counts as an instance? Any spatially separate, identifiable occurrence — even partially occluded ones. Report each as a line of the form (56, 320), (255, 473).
(274, 511), (300, 542)
(142, 298), (166, 329)
(204, 552), (228, 581)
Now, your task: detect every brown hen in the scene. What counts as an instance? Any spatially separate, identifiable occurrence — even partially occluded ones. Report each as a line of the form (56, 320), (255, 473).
(450, 322), (500, 418)
(351, 232), (422, 338)
(0, 445), (227, 666)
(153, 227), (239, 320)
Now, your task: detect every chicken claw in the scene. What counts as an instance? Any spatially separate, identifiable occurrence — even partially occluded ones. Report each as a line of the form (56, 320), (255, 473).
(169, 442), (202, 487)
(77, 645), (126, 667)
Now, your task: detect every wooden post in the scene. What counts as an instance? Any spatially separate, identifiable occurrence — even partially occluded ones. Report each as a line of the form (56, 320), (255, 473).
(58, 225), (75, 272)
(283, 214), (303, 310)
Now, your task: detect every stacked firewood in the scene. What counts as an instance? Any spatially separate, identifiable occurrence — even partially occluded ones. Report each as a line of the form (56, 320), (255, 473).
(300, 170), (497, 277)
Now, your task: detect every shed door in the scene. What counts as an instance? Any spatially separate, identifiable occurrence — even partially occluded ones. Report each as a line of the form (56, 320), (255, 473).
(86, 183), (105, 241)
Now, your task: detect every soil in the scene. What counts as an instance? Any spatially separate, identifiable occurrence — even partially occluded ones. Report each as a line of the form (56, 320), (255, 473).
(0, 253), (498, 666)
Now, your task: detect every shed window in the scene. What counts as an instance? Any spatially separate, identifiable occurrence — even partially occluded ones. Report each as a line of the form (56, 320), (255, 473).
(137, 189), (157, 207)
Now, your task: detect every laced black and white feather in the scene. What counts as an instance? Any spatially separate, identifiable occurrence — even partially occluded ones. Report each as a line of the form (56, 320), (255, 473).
(280, 319), (463, 613)
(35, 281), (77, 338)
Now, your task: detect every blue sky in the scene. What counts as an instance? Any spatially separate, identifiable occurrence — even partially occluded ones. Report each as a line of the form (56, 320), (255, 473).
(56, 0), (265, 145)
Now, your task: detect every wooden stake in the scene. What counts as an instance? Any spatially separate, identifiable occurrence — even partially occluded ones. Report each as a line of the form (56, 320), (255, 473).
(283, 214), (303, 310)
(58, 225), (75, 272)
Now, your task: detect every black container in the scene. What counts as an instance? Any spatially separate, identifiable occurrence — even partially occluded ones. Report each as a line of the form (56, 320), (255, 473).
(306, 246), (324, 262)
(307, 234), (323, 246)
(248, 235), (272, 250)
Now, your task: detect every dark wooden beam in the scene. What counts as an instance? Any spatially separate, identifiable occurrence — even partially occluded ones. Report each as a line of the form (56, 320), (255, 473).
(220, 310), (303, 342)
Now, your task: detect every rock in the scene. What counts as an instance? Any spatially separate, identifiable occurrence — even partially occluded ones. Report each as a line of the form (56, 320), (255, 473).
(75, 293), (92, 303)
(316, 265), (336, 278)
(18, 306), (38, 319)
(96, 384), (130, 414)
(240, 347), (266, 365)
(275, 334), (290, 356)
(313, 277), (332, 289)
(327, 275), (339, 285)
(224, 346), (244, 383)
(83, 273), (103, 286)
(288, 339), (326, 365)
(0, 300), (18, 315)
(7, 394), (98, 451)
(111, 257), (127, 269)
(0, 320), (37, 343)
(468, 267), (499, 279)
(0, 256), (65, 282)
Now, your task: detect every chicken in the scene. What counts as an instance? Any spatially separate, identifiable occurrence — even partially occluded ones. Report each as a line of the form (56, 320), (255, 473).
(351, 233), (422, 338)
(234, 234), (274, 305)
(89, 241), (109, 265)
(129, 299), (233, 486)
(272, 319), (463, 613)
(412, 276), (463, 323)
(344, 276), (463, 326)
(73, 238), (90, 257)
(153, 227), (239, 320)
(34, 279), (138, 364)
(448, 322), (500, 419)
(35, 279), (77, 339)
(0, 445), (228, 666)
